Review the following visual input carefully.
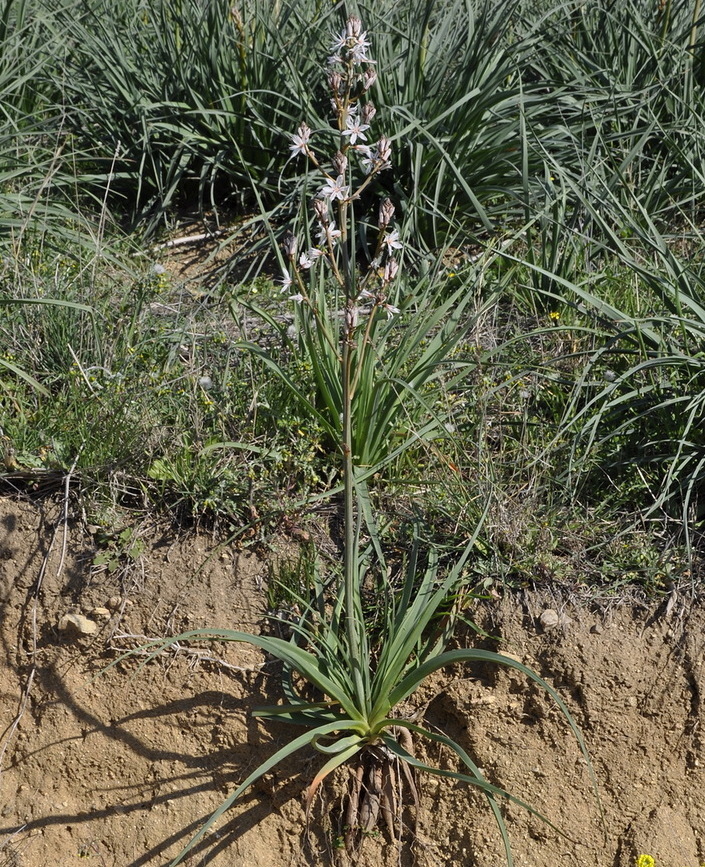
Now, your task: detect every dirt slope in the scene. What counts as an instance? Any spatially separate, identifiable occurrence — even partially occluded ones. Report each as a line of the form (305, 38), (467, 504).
(1, 496), (703, 867)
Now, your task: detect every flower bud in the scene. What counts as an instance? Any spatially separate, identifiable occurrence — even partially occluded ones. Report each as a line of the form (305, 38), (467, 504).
(328, 71), (342, 95)
(361, 101), (376, 125)
(363, 69), (377, 92)
(346, 16), (363, 39)
(383, 257), (399, 284)
(345, 305), (359, 330)
(376, 136), (392, 165)
(282, 231), (298, 260)
(230, 6), (244, 30)
(378, 197), (395, 228)
(313, 196), (329, 225)
(332, 150), (348, 176)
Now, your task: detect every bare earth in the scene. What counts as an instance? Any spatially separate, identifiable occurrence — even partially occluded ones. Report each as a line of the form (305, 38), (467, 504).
(1, 496), (703, 867)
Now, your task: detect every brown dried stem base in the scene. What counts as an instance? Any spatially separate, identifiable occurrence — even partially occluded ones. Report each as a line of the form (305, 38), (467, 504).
(342, 727), (420, 858)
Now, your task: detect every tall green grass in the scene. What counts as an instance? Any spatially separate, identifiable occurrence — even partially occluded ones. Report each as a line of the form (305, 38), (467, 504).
(40, 0), (335, 231)
(523, 0), (705, 220)
(9, 0), (697, 259)
(3, 0), (704, 557)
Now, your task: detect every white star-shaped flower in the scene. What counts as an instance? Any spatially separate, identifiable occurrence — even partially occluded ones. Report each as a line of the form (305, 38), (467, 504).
(316, 221), (342, 246)
(341, 115), (370, 146)
(279, 271), (293, 292)
(360, 152), (375, 175)
(320, 175), (350, 202)
(383, 229), (403, 254)
(299, 248), (324, 269)
(289, 123), (312, 157)
(349, 35), (372, 63)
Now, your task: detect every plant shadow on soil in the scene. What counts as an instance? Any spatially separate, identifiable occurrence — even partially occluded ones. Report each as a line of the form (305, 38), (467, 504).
(1, 495), (704, 867)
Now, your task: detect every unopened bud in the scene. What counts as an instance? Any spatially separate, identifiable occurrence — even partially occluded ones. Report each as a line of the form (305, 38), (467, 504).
(361, 102), (376, 125)
(313, 197), (329, 225)
(332, 150), (348, 176)
(383, 257), (399, 284)
(376, 136), (392, 165)
(230, 6), (244, 31)
(378, 197), (395, 228)
(363, 69), (377, 92)
(345, 304), (360, 331)
(328, 71), (342, 95)
(346, 16), (363, 39)
(282, 231), (298, 260)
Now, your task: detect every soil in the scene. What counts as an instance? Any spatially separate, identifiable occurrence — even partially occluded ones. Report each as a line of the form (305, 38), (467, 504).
(1, 494), (703, 867)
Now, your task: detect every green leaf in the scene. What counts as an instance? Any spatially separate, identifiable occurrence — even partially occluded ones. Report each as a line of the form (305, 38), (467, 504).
(169, 719), (352, 866)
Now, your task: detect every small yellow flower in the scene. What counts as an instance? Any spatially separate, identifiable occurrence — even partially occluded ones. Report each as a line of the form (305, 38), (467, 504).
(636, 855), (655, 867)
(549, 311), (560, 322)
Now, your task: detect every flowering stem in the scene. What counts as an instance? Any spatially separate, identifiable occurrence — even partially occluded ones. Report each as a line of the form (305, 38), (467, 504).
(284, 13), (398, 714)
(348, 304), (378, 399)
(342, 326), (366, 708)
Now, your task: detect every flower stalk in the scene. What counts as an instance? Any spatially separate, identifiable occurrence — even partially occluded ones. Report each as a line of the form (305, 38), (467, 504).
(284, 14), (401, 711)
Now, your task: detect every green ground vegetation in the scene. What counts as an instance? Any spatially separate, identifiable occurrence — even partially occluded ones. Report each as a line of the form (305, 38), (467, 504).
(2, 0), (704, 592)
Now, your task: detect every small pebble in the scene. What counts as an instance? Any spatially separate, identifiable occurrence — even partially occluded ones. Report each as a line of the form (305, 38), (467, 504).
(539, 609), (560, 630)
(59, 613), (98, 636)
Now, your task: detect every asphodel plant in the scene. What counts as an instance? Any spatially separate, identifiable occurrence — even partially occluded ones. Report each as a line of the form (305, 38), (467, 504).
(109, 14), (599, 865)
